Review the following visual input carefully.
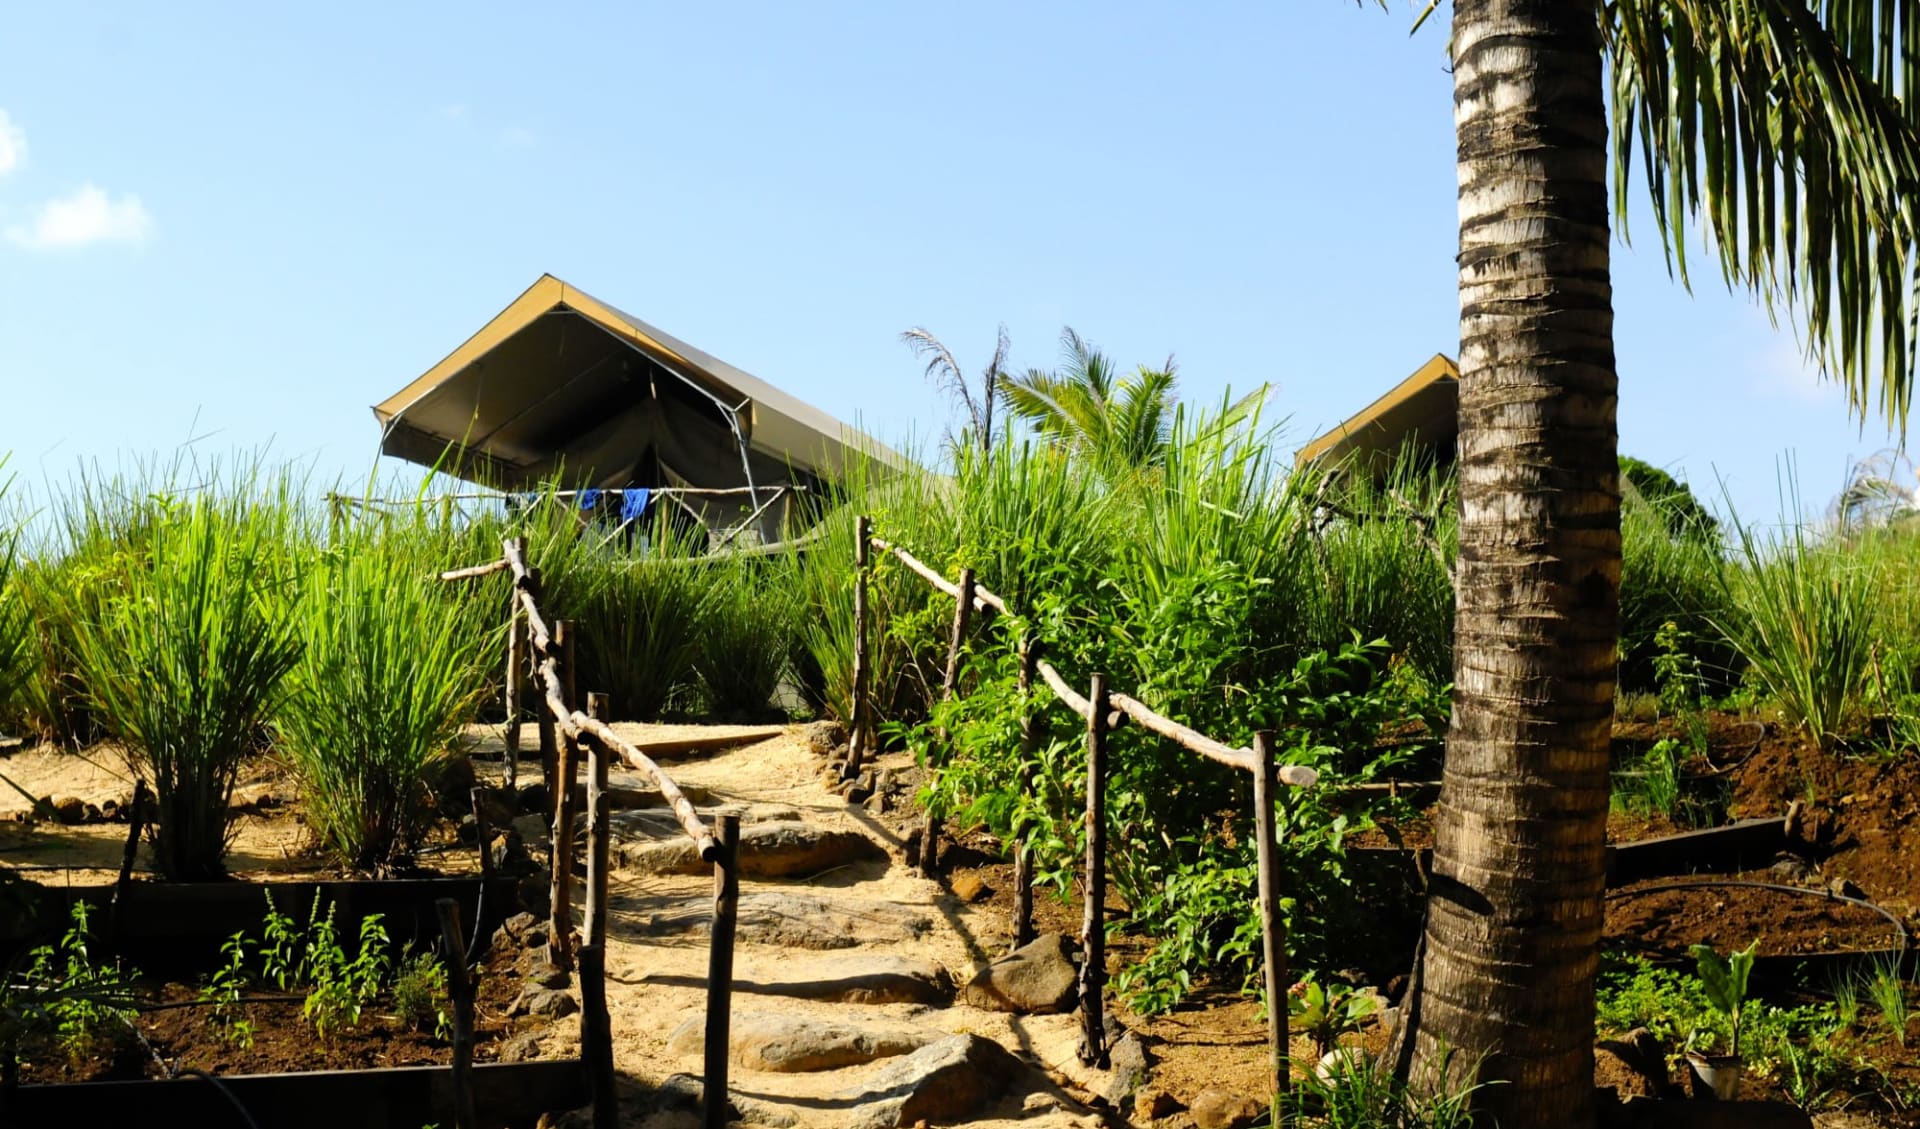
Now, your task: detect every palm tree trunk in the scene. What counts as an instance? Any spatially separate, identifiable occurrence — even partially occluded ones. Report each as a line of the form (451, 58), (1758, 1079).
(1392, 2), (1619, 1124)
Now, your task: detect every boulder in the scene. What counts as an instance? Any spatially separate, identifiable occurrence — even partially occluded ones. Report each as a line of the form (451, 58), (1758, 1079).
(617, 819), (884, 878)
(490, 911), (544, 953)
(50, 796), (86, 825)
(1191, 1089), (1263, 1129)
(950, 872), (991, 902)
(497, 1031), (544, 1063)
(509, 984), (578, 1018)
(960, 933), (1078, 1015)
(1135, 1088), (1181, 1120)
(667, 1012), (937, 1072)
(833, 1034), (1020, 1129)
(741, 954), (953, 1006)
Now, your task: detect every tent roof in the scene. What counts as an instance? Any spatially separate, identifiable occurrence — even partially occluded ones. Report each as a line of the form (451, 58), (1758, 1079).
(372, 274), (905, 489)
(1294, 354), (1459, 471)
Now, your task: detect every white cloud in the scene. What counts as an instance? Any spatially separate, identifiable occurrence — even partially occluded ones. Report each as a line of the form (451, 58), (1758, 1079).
(0, 109), (24, 178)
(5, 183), (153, 250)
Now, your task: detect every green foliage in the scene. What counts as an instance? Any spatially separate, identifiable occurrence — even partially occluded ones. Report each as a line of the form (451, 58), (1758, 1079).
(60, 468), (304, 880)
(694, 553), (802, 716)
(1282, 1046), (1492, 1129)
(1690, 939), (1758, 1057)
(1620, 456), (1718, 537)
(1287, 975), (1379, 1059)
(1865, 953), (1911, 1048)
(274, 505), (493, 869)
(1716, 512), (1880, 750)
(391, 948), (452, 1040)
(1618, 491), (1739, 695)
(200, 930), (256, 1049)
(9, 902), (139, 1064)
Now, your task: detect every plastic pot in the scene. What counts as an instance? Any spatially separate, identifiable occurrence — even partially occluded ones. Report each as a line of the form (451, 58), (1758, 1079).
(1685, 1052), (1742, 1101)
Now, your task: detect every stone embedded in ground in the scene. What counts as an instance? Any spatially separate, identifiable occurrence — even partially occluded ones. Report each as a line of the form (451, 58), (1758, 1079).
(511, 812), (550, 847)
(1190, 1089), (1263, 1129)
(741, 954), (954, 1006)
(1100, 1027), (1154, 1106)
(497, 1031), (544, 1063)
(633, 891), (933, 950)
(654, 1073), (800, 1128)
(667, 1012), (938, 1072)
(833, 1034), (1022, 1129)
(949, 872), (990, 902)
(616, 819), (885, 878)
(804, 719), (845, 756)
(960, 932), (1078, 1015)
(510, 983), (578, 1018)
(490, 911), (543, 953)
(1134, 1087), (1181, 1120)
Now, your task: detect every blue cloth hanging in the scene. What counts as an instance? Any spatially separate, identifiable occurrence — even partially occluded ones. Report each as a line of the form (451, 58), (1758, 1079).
(578, 488), (603, 511)
(620, 488), (651, 524)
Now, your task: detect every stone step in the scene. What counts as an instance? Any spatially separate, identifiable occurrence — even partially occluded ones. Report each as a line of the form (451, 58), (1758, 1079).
(666, 1012), (937, 1073)
(623, 890), (934, 950)
(730, 953), (954, 1006)
(614, 818), (886, 879)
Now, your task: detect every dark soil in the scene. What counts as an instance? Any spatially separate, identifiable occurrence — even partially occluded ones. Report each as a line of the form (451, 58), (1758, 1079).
(16, 942), (543, 1084)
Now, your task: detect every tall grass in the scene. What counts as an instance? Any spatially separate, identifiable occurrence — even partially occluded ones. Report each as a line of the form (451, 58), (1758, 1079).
(62, 471), (303, 880)
(1619, 491), (1740, 695)
(695, 552), (802, 716)
(273, 506), (493, 869)
(1716, 515), (1880, 750)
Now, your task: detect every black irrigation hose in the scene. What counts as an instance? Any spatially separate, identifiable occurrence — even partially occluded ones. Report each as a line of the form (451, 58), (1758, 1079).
(1607, 878), (1911, 958)
(176, 1068), (263, 1129)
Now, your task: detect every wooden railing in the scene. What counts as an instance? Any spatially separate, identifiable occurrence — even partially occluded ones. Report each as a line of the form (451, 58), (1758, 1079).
(847, 519), (1318, 1095)
(444, 537), (738, 1129)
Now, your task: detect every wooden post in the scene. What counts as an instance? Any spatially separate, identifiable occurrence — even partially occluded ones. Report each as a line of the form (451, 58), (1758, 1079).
(1253, 730), (1290, 1100)
(920, 566), (974, 877)
(846, 514), (872, 778)
(505, 592), (524, 787)
(533, 570), (558, 794)
(109, 778), (149, 940)
(585, 692), (612, 954)
(1012, 640), (1039, 951)
(704, 814), (741, 1129)
(470, 786), (494, 880)
(578, 942), (617, 1129)
(1079, 672), (1109, 1069)
(548, 619), (579, 971)
(435, 897), (477, 1129)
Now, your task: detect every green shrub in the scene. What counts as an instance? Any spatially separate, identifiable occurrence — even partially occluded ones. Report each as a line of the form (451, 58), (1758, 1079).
(694, 554), (801, 716)
(65, 477), (302, 881)
(274, 509), (492, 869)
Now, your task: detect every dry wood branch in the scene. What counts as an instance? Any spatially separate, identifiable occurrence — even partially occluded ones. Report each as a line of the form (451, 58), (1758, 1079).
(1034, 659), (1092, 718)
(439, 558), (510, 581)
(1108, 691), (1256, 772)
(574, 714), (716, 860)
(869, 536), (1008, 615)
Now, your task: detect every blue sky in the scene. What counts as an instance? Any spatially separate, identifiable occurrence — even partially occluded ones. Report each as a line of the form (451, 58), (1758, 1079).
(0, 2), (1902, 525)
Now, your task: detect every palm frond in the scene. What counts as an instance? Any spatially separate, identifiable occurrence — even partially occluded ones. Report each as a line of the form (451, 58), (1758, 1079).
(1604, 0), (1920, 432)
(901, 327), (987, 440)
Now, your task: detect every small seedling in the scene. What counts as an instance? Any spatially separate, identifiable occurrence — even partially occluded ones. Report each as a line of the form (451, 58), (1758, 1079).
(1287, 975), (1378, 1060)
(199, 930), (255, 1049)
(1865, 954), (1911, 1048)
(391, 948), (451, 1040)
(1689, 939), (1758, 1058)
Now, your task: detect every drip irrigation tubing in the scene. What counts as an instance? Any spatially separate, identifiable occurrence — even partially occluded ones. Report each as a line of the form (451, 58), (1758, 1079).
(1607, 878), (1911, 957)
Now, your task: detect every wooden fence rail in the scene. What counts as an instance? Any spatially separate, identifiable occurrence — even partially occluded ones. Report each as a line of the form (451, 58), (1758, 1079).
(855, 517), (1320, 1095)
(443, 536), (734, 1129)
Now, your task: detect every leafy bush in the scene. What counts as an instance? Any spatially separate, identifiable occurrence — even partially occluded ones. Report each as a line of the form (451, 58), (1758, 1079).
(7, 902), (139, 1065)
(391, 948), (451, 1039)
(274, 510), (492, 869)
(65, 480), (302, 880)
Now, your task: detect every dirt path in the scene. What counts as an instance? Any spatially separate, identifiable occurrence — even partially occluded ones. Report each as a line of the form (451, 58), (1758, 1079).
(470, 721), (1111, 1128)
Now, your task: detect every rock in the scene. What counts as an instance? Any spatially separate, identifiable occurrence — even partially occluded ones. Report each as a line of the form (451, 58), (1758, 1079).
(1134, 1088), (1181, 1120)
(491, 831), (537, 876)
(50, 796), (86, 825)
(668, 1012), (937, 1072)
(491, 911), (543, 953)
(618, 820), (885, 878)
(960, 933), (1078, 1014)
(950, 872), (990, 902)
(833, 1034), (1020, 1129)
(511, 813), (550, 848)
(458, 813), (480, 844)
(497, 1031), (544, 1063)
(1190, 1089), (1263, 1129)
(510, 984), (578, 1018)
(474, 787), (519, 828)
(865, 791), (891, 814)
(528, 961), (571, 989)
(229, 784), (282, 814)
(98, 798), (122, 822)
(1099, 1022), (1154, 1106)
(81, 802), (104, 824)
(635, 891), (934, 950)
(742, 954), (954, 1005)
(518, 782), (550, 814)
(1770, 853), (1818, 883)
(1596, 1027), (1673, 1101)
(516, 875), (549, 918)
(1828, 876), (1866, 900)
(845, 784), (873, 804)
(653, 1074), (800, 1128)
(805, 720), (846, 756)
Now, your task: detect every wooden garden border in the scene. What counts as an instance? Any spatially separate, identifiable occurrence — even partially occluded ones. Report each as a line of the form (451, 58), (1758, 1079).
(851, 519), (1318, 1095)
(444, 537), (740, 1129)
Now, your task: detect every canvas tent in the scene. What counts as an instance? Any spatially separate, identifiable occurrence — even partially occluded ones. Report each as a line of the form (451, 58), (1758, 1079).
(1294, 354), (1459, 476)
(371, 274), (904, 539)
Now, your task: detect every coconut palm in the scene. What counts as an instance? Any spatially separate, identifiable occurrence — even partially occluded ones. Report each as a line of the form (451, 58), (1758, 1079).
(1000, 328), (1267, 472)
(1387, 3), (1920, 1124)
(901, 325), (1008, 455)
